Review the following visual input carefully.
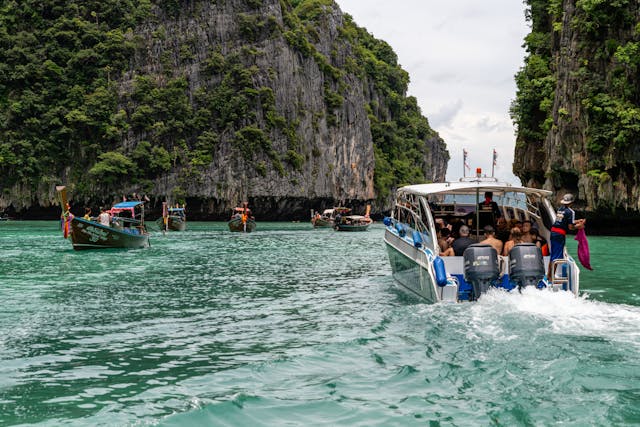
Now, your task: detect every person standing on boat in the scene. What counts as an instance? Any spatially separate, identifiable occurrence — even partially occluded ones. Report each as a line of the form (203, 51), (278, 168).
(98, 207), (111, 227)
(549, 193), (585, 273)
(478, 191), (502, 218)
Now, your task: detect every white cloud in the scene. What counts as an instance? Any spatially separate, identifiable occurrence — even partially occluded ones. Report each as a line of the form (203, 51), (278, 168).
(335, 0), (530, 184)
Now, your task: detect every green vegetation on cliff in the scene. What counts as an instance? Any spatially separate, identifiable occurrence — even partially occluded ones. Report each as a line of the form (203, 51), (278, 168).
(512, 0), (640, 195)
(0, 0), (443, 204)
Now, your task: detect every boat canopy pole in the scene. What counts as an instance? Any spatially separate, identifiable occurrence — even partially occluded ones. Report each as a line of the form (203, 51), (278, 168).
(475, 169), (481, 240)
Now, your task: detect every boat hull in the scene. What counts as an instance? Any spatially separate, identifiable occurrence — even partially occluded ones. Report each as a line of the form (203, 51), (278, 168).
(335, 223), (370, 232)
(157, 216), (186, 231)
(384, 229), (440, 303)
(312, 218), (333, 228)
(69, 218), (150, 250)
(228, 218), (256, 232)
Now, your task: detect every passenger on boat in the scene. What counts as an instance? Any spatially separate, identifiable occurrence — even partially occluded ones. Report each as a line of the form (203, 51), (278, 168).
(521, 220), (534, 243)
(549, 193), (585, 271)
(438, 228), (455, 256)
(98, 207), (111, 227)
(83, 207), (92, 220)
(495, 217), (510, 244)
(478, 191), (502, 225)
(452, 225), (474, 256)
(529, 227), (549, 255)
(480, 225), (504, 255)
(502, 227), (524, 256)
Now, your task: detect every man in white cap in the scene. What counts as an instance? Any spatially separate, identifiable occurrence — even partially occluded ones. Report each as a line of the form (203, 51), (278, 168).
(549, 193), (585, 275)
(452, 225), (475, 256)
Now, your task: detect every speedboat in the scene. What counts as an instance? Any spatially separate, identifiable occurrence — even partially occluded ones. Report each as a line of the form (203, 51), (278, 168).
(383, 175), (580, 303)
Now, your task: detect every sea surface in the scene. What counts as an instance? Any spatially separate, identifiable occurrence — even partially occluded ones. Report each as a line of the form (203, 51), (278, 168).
(1, 221), (639, 426)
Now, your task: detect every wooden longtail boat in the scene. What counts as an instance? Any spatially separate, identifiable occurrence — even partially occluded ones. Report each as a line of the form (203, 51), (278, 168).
(56, 186), (150, 250)
(157, 203), (187, 231)
(334, 215), (372, 232)
(228, 203), (256, 232)
(311, 207), (351, 228)
(334, 205), (372, 231)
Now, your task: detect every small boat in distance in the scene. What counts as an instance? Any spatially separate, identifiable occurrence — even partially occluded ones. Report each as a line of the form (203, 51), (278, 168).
(56, 186), (150, 250)
(334, 215), (372, 231)
(311, 207), (351, 228)
(334, 205), (372, 232)
(228, 202), (256, 232)
(158, 202), (187, 231)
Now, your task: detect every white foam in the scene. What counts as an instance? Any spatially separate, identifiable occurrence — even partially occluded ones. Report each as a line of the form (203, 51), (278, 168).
(465, 287), (640, 348)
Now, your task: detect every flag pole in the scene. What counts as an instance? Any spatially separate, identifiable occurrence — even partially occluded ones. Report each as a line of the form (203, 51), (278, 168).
(463, 148), (467, 178)
(491, 149), (496, 178)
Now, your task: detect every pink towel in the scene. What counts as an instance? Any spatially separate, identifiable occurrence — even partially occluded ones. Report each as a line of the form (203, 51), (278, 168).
(574, 228), (593, 270)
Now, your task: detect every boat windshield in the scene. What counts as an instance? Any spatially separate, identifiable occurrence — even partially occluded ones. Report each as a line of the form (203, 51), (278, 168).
(432, 192), (527, 210)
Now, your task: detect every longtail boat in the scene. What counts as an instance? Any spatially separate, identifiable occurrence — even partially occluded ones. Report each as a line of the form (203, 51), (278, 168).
(228, 203), (256, 232)
(56, 186), (150, 250)
(157, 202), (187, 231)
(311, 207), (351, 228)
(334, 205), (372, 232)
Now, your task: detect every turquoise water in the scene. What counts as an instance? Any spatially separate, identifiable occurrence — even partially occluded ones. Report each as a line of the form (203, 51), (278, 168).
(1, 221), (639, 426)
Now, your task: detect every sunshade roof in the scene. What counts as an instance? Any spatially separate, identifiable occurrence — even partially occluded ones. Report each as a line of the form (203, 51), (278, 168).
(398, 180), (552, 198)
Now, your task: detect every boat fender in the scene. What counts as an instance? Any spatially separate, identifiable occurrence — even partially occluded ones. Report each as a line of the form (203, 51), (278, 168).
(395, 223), (406, 237)
(383, 216), (393, 226)
(412, 230), (423, 248)
(434, 256), (448, 287)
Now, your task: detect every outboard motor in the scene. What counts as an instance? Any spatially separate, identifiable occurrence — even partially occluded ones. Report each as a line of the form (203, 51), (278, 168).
(463, 244), (499, 300)
(509, 243), (544, 290)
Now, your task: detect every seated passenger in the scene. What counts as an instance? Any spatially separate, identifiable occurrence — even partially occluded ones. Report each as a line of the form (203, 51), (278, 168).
(452, 225), (475, 256)
(438, 228), (455, 256)
(495, 217), (510, 244)
(521, 220), (534, 243)
(529, 228), (549, 256)
(480, 225), (503, 255)
(502, 227), (524, 256)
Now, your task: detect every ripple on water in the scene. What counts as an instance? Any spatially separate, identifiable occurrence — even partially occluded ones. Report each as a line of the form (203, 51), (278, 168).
(0, 223), (639, 425)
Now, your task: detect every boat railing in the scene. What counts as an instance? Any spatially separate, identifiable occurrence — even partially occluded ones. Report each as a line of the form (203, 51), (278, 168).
(549, 259), (570, 291)
(385, 214), (434, 252)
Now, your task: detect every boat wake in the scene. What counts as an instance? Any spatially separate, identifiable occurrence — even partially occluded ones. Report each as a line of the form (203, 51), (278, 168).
(450, 287), (640, 349)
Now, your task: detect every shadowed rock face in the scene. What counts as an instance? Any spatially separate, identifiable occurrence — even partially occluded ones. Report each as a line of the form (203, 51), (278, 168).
(0, 0), (448, 219)
(514, 1), (640, 223)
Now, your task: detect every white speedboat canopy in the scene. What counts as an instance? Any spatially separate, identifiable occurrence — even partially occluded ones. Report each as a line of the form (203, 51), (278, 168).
(398, 180), (552, 198)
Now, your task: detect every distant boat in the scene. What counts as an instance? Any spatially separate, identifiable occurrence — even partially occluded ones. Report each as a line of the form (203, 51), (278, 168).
(334, 215), (372, 232)
(157, 203), (187, 231)
(56, 186), (150, 250)
(334, 205), (372, 232)
(228, 203), (256, 232)
(311, 207), (351, 228)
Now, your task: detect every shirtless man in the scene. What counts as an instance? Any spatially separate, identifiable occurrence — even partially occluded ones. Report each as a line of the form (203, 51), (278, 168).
(480, 225), (503, 255)
(521, 220), (534, 243)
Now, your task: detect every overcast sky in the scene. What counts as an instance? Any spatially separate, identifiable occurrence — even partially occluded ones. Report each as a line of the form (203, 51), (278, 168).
(334, 0), (530, 184)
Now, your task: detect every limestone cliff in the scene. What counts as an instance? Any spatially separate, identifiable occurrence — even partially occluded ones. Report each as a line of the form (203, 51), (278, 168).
(0, 0), (448, 219)
(512, 0), (640, 224)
